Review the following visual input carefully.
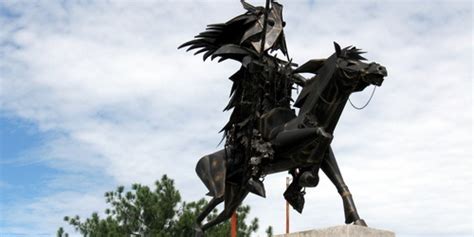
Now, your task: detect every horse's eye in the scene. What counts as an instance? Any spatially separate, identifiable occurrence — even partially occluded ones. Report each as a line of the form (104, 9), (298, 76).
(268, 20), (275, 27)
(347, 62), (356, 67)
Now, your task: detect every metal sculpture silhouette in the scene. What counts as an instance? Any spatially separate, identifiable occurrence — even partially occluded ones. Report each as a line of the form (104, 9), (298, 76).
(179, 1), (388, 236)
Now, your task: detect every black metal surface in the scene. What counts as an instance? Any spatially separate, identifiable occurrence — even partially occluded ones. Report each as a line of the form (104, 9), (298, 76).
(179, 1), (388, 236)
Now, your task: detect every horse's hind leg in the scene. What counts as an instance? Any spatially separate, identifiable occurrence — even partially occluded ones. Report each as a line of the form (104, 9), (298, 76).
(200, 203), (236, 233)
(194, 196), (224, 237)
(321, 146), (367, 226)
(201, 185), (249, 234)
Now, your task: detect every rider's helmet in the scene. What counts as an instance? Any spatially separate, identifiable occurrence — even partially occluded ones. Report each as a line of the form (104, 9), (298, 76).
(238, 0), (287, 55)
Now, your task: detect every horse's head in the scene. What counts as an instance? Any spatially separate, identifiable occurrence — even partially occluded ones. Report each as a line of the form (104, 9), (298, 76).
(293, 42), (389, 130)
(333, 42), (387, 92)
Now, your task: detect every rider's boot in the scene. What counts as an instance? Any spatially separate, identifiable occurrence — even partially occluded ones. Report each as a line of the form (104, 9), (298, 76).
(284, 180), (305, 213)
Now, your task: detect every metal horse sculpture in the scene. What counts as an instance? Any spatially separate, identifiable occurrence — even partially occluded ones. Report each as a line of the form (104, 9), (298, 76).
(179, 1), (387, 236)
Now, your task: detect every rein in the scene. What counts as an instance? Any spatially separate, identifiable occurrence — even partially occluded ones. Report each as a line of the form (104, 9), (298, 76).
(348, 85), (376, 110)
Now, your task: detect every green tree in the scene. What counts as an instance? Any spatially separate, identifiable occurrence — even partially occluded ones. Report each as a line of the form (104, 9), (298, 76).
(56, 227), (69, 237)
(59, 175), (263, 237)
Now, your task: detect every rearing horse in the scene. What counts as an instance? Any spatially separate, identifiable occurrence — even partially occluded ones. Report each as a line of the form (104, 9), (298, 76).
(193, 42), (387, 236)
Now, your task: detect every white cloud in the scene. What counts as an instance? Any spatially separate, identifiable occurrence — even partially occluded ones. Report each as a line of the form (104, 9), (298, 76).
(2, 190), (107, 236)
(0, 0), (471, 236)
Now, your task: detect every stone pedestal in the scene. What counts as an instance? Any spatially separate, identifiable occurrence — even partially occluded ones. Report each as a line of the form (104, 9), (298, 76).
(275, 225), (395, 237)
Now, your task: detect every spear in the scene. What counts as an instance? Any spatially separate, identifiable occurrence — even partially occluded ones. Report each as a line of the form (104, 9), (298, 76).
(259, 0), (271, 58)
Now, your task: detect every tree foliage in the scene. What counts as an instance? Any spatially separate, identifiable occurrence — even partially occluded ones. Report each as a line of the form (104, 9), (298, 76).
(59, 175), (263, 237)
(265, 226), (273, 237)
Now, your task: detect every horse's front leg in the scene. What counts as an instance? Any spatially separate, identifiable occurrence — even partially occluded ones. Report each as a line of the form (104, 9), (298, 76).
(321, 146), (367, 226)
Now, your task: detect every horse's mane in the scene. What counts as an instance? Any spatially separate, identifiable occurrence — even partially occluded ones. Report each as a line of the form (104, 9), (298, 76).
(339, 46), (367, 61)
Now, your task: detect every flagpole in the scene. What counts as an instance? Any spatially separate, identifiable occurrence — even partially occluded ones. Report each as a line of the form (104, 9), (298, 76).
(286, 176), (290, 234)
(231, 211), (238, 237)
(259, 0), (271, 57)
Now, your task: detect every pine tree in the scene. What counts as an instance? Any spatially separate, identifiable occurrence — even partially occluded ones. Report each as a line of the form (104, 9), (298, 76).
(60, 175), (264, 236)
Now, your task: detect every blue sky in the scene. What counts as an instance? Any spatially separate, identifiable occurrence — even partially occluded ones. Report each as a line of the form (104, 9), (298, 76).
(0, 0), (472, 236)
(1, 116), (48, 201)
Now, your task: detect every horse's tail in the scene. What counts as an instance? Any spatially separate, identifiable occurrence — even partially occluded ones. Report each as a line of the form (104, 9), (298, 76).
(195, 149), (227, 198)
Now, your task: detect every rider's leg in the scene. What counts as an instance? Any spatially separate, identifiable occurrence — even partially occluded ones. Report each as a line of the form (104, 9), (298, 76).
(272, 127), (332, 152)
(321, 146), (367, 226)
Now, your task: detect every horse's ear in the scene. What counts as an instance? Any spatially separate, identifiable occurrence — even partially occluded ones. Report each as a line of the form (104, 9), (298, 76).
(334, 42), (342, 57)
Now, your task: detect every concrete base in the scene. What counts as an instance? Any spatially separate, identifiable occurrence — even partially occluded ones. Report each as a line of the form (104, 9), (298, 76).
(275, 225), (395, 237)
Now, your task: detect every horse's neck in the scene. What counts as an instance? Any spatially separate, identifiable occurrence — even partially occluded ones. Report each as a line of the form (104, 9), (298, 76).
(319, 94), (349, 134)
(294, 55), (351, 134)
(310, 82), (350, 134)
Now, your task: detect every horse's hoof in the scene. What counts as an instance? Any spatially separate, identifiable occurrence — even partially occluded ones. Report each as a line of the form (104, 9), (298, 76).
(353, 219), (368, 227)
(194, 225), (204, 237)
